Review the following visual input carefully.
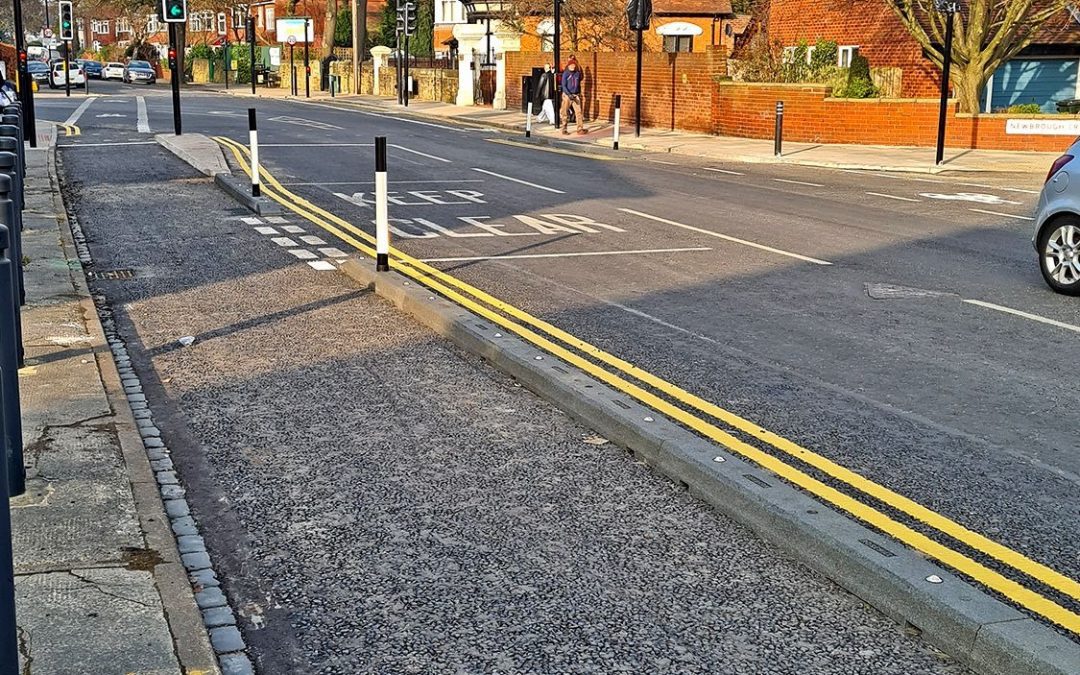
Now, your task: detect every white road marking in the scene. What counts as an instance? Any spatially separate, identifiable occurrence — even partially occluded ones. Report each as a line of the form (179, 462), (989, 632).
(281, 225), (305, 233)
(307, 260), (337, 271)
(969, 208), (1035, 221)
(920, 192), (1022, 205)
(256, 143), (374, 147)
(865, 192), (921, 202)
(962, 299), (1080, 334)
(651, 160), (678, 166)
(958, 182), (1040, 195)
(390, 144), (452, 164)
(704, 167), (745, 176)
(299, 235), (326, 245)
(96, 113), (127, 117)
(280, 179), (485, 186)
(136, 96), (150, 133)
(318, 247), (348, 258)
(420, 246), (713, 263)
(619, 208), (833, 266)
(253, 226), (278, 235)
(267, 115), (342, 130)
(774, 178), (825, 187)
(288, 249), (318, 259)
(471, 168), (565, 194)
(271, 237), (299, 247)
(64, 97), (95, 126)
(266, 216), (289, 224)
(241, 217), (263, 225)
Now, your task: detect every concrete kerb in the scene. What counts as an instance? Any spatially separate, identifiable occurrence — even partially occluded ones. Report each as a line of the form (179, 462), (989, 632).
(214, 173), (283, 216)
(47, 142), (221, 674)
(338, 257), (1080, 675)
(154, 132), (281, 215)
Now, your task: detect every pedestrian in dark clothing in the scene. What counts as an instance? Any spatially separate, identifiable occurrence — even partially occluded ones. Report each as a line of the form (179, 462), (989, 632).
(533, 63), (556, 125)
(560, 56), (585, 135)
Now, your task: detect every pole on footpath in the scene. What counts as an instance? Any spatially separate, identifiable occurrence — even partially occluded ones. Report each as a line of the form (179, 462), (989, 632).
(224, 40), (229, 90)
(290, 43), (296, 96)
(14, 1), (38, 147)
(526, 101), (532, 138)
(248, 108), (260, 197)
(248, 16), (256, 96)
(0, 146), (24, 328)
(0, 173), (25, 498)
(304, 18), (311, 99)
(0, 218), (20, 675)
(935, 2), (957, 166)
(553, 0), (561, 128)
(64, 41), (71, 98)
(404, 35), (410, 107)
(774, 101), (784, 157)
(613, 94), (621, 150)
(374, 137), (390, 272)
(634, 30), (643, 137)
(168, 31), (181, 136)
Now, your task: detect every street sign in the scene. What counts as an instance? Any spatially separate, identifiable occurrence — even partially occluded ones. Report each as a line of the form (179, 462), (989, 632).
(286, 35), (296, 45)
(42, 28), (52, 38)
(58, 1), (73, 41)
(162, 0), (187, 23)
(276, 18), (314, 44)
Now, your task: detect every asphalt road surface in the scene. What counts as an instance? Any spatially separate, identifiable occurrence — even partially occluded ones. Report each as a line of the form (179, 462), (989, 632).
(39, 79), (1080, 668)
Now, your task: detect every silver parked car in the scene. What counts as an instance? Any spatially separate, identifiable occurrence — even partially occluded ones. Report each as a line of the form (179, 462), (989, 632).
(1035, 141), (1080, 295)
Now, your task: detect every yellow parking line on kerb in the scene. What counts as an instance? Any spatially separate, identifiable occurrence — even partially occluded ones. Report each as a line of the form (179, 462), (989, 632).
(214, 136), (1080, 634)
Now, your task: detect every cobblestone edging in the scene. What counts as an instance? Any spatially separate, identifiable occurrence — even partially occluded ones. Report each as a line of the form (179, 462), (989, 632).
(66, 202), (256, 675)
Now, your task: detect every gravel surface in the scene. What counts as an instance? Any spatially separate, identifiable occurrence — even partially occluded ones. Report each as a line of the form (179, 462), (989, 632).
(59, 136), (968, 673)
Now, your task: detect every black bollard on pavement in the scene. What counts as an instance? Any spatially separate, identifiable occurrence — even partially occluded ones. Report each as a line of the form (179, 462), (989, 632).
(774, 101), (784, 158)
(0, 154), (23, 371)
(0, 173), (25, 497)
(0, 219), (19, 675)
(374, 137), (389, 272)
(0, 124), (25, 215)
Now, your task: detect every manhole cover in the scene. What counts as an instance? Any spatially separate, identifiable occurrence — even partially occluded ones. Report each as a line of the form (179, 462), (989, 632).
(88, 269), (136, 280)
(865, 283), (950, 300)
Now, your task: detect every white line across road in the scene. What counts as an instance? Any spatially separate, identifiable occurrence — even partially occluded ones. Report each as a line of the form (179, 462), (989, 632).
(865, 192), (921, 202)
(63, 97), (94, 126)
(619, 208), (833, 266)
(258, 143), (375, 147)
(774, 178), (825, 188)
(704, 167), (745, 176)
(421, 247), (713, 263)
(470, 167), (565, 194)
(136, 96), (150, 133)
(390, 144), (451, 164)
(969, 208), (1035, 221)
(963, 299), (1080, 334)
(280, 179), (485, 186)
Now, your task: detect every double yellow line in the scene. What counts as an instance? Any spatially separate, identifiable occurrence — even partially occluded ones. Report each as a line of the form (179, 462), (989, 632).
(57, 123), (80, 137)
(213, 135), (1080, 635)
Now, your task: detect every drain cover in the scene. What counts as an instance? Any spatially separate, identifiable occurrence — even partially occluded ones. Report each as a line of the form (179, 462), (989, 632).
(88, 269), (136, 280)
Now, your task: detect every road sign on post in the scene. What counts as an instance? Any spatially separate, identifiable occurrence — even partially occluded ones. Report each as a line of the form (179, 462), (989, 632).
(58, 1), (73, 40)
(162, 0), (187, 22)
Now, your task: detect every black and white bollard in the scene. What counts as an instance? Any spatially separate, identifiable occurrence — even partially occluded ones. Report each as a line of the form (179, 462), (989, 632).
(248, 108), (261, 198)
(374, 137), (390, 272)
(526, 101), (533, 138)
(774, 101), (784, 158)
(613, 95), (622, 151)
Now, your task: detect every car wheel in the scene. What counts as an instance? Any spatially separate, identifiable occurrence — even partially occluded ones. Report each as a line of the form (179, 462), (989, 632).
(1038, 215), (1080, 295)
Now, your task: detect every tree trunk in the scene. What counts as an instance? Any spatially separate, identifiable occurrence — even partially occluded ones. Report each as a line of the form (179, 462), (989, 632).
(954, 61), (986, 114)
(322, 0), (337, 58)
(357, 0), (367, 58)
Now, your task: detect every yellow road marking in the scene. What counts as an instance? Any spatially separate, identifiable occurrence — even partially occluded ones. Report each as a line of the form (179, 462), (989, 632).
(57, 123), (80, 137)
(214, 136), (1080, 632)
(485, 137), (622, 160)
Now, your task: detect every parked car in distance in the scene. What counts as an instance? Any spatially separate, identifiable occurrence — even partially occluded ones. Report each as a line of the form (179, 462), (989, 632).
(123, 60), (156, 85)
(102, 62), (125, 80)
(49, 61), (85, 89)
(27, 61), (50, 84)
(80, 60), (103, 78)
(1035, 142), (1080, 295)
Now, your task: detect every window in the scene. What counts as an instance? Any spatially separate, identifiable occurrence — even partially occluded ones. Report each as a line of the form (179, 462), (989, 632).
(116, 18), (131, 34)
(146, 14), (161, 33)
(218, 13), (227, 34)
(804, 45), (815, 64)
(540, 34), (553, 52)
(663, 35), (693, 53)
(190, 13), (202, 31)
(232, 8), (245, 28)
(838, 45), (859, 67)
(265, 7), (275, 27)
(91, 20), (110, 34)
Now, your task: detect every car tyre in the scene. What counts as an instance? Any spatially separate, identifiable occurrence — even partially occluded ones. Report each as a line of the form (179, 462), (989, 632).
(1038, 214), (1080, 296)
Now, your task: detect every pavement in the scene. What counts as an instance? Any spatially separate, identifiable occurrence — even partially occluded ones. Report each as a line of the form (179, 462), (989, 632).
(188, 82), (1062, 174)
(11, 123), (220, 673)
(19, 79), (1080, 672)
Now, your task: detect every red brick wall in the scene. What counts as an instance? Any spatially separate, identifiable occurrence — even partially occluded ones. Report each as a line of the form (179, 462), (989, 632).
(506, 49), (727, 133)
(715, 82), (1075, 152)
(768, 0), (940, 98)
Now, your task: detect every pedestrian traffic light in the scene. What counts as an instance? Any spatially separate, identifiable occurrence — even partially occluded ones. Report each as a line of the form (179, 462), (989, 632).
(17, 50), (26, 75)
(161, 0), (187, 23)
(58, 1), (74, 41)
(168, 46), (177, 69)
(400, 2), (416, 36)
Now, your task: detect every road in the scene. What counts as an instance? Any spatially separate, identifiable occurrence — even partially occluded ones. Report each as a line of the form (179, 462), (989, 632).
(38, 79), (1080, 668)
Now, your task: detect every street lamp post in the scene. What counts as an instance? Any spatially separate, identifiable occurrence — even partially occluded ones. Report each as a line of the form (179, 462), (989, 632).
(935, 0), (959, 166)
(553, 0), (560, 128)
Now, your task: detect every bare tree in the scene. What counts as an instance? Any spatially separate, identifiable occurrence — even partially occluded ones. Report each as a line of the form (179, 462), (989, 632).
(884, 0), (1070, 113)
(501, 0), (636, 52)
(321, 0), (337, 57)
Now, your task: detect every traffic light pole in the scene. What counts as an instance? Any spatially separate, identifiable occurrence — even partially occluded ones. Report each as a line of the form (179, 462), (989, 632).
(64, 42), (70, 98)
(14, 0), (36, 146)
(223, 40), (229, 90)
(404, 35), (409, 107)
(248, 17), (256, 95)
(304, 18), (311, 99)
(169, 23), (181, 135)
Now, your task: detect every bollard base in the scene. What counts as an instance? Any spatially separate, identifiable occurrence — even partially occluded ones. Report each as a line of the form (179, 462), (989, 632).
(376, 253), (389, 272)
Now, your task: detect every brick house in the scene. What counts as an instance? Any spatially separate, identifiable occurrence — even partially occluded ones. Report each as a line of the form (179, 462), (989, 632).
(767, 0), (1080, 112)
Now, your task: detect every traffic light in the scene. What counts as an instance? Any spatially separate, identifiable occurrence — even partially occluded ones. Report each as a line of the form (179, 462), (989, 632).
(58, 1), (73, 41)
(167, 46), (177, 69)
(397, 2), (416, 36)
(162, 0), (187, 23)
(17, 49), (26, 75)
